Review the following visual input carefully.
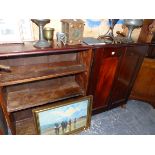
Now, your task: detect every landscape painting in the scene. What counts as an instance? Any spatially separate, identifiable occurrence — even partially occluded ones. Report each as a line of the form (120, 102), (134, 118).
(33, 96), (92, 135)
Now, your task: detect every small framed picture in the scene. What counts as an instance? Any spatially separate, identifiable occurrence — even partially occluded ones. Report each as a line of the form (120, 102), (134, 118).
(33, 96), (93, 135)
(0, 19), (23, 44)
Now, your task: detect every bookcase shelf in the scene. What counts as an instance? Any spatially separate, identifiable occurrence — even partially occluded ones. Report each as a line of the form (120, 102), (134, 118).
(0, 61), (85, 87)
(6, 76), (84, 112)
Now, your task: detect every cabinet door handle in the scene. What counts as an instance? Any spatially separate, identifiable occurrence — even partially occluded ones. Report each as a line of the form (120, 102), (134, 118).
(111, 51), (121, 57)
(111, 51), (115, 55)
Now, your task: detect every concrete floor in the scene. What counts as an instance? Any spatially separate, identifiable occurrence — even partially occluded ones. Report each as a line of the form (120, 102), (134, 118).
(80, 100), (155, 135)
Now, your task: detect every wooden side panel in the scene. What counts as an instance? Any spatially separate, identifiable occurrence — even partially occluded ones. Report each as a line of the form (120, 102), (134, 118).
(75, 49), (93, 95)
(131, 58), (155, 107)
(88, 48), (121, 110)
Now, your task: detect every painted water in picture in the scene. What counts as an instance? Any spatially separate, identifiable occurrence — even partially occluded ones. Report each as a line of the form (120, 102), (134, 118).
(34, 97), (92, 135)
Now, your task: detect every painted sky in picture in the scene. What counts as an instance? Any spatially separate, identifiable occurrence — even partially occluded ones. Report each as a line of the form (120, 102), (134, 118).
(86, 19), (102, 28)
(86, 19), (124, 28)
(38, 100), (88, 127)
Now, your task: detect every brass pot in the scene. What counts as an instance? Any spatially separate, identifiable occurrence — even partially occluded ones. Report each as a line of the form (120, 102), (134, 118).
(43, 27), (54, 42)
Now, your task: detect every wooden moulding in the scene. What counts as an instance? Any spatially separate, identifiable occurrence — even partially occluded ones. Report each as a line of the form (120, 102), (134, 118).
(6, 76), (84, 113)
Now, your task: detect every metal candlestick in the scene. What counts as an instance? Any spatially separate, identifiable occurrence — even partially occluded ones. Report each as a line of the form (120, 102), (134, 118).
(31, 19), (51, 48)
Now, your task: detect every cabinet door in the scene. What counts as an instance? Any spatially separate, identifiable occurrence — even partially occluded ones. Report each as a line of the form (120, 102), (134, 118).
(88, 47), (123, 111)
(109, 45), (147, 106)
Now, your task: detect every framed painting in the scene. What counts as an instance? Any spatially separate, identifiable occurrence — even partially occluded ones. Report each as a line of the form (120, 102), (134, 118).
(33, 96), (93, 135)
(0, 19), (23, 44)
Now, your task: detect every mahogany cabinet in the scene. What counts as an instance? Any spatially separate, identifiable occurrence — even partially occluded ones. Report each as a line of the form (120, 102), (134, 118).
(88, 45), (147, 113)
(0, 43), (93, 135)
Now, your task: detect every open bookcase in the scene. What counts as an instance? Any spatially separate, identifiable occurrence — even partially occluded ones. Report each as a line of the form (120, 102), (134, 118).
(0, 43), (92, 135)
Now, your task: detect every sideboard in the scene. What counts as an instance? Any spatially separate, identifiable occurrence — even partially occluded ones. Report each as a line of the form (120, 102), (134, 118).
(0, 42), (149, 134)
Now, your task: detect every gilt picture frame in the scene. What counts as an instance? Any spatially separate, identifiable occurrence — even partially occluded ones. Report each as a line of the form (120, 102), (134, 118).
(33, 96), (93, 135)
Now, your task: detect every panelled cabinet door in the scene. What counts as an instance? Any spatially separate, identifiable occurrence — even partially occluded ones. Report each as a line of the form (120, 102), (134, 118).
(109, 45), (147, 106)
(88, 47), (123, 111)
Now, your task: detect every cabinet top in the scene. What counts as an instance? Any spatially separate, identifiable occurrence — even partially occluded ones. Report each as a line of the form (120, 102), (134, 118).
(0, 42), (92, 58)
(0, 41), (154, 58)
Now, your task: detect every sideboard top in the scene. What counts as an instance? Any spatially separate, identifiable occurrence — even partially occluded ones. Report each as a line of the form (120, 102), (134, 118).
(0, 41), (154, 58)
(0, 42), (92, 58)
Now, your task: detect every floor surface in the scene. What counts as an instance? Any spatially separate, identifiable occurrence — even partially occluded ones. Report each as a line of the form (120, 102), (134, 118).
(80, 100), (155, 135)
